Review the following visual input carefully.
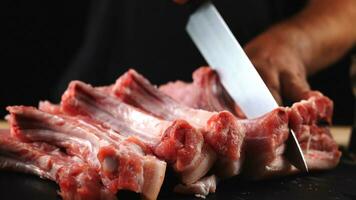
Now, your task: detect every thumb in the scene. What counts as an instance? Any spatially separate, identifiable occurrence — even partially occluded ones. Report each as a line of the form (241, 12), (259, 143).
(269, 87), (283, 106)
(253, 65), (283, 105)
(280, 71), (310, 103)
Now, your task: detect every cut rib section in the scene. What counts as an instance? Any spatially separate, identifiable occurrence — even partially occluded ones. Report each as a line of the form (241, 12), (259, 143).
(112, 69), (245, 176)
(61, 80), (216, 185)
(0, 129), (116, 200)
(7, 106), (166, 200)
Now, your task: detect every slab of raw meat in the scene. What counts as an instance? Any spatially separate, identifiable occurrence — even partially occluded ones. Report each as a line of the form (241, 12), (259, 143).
(61, 80), (216, 185)
(160, 67), (341, 176)
(0, 129), (116, 200)
(160, 66), (245, 118)
(7, 106), (166, 200)
(112, 69), (245, 177)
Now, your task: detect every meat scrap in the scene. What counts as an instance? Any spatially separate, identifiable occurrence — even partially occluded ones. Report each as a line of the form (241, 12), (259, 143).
(174, 175), (217, 198)
(39, 100), (63, 115)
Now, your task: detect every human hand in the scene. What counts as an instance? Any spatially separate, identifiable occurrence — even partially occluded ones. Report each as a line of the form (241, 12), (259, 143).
(244, 24), (311, 105)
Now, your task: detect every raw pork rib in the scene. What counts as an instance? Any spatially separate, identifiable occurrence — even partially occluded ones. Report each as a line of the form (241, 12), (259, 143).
(112, 69), (245, 177)
(160, 67), (245, 118)
(0, 66), (341, 199)
(7, 106), (166, 200)
(160, 67), (341, 176)
(241, 108), (292, 178)
(0, 129), (116, 200)
(61, 80), (216, 185)
(290, 91), (341, 170)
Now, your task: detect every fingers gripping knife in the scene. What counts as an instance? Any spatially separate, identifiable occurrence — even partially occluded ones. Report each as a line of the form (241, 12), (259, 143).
(186, 1), (308, 171)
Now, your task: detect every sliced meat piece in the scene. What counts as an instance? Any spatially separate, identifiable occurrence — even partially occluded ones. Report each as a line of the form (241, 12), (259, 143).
(0, 129), (116, 200)
(160, 66), (245, 118)
(112, 69), (245, 177)
(61, 81), (216, 185)
(7, 106), (166, 200)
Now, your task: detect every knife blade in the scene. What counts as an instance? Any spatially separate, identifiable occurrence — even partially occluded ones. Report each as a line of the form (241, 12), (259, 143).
(186, 1), (308, 172)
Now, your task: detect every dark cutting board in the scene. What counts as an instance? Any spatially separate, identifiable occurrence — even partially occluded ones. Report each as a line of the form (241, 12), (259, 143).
(1, 158), (355, 200)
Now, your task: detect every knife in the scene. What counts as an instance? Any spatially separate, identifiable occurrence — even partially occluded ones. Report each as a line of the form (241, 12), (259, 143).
(186, 1), (308, 172)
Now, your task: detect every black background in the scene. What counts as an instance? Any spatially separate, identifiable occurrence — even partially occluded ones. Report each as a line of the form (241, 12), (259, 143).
(0, 2), (355, 200)
(0, 1), (89, 115)
(0, 1), (355, 124)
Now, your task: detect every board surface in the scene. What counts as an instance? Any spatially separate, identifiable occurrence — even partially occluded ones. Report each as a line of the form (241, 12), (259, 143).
(0, 121), (8, 129)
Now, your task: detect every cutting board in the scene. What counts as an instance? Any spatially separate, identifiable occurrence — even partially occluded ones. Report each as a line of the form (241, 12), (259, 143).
(0, 121), (355, 200)
(0, 121), (8, 129)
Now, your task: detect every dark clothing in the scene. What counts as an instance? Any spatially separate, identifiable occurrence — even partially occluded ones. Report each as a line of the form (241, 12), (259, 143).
(30, 0), (356, 124)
